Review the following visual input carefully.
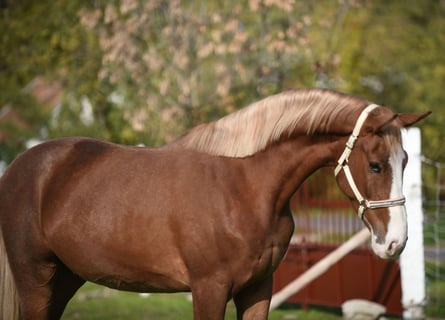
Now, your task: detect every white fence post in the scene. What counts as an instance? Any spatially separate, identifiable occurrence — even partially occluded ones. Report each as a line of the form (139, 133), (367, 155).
(400, 128), (425, 319)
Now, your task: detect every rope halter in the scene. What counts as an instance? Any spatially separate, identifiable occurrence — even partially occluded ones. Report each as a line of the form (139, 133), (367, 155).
(334, 104), (406, 220)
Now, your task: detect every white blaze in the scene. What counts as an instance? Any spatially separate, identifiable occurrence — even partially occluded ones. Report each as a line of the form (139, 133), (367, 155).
(371, 143), (407, 258)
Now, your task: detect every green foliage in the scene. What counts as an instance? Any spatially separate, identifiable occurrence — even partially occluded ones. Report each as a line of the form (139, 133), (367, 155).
(0, 1), (104, 160)
(333, 1), (445, 160)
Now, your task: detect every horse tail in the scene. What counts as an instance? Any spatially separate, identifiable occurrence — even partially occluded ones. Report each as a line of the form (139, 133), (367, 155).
(0, 227), (20, 320)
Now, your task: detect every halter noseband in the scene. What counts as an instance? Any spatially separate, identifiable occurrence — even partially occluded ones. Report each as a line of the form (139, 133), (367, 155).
(334, 104), (406, 219)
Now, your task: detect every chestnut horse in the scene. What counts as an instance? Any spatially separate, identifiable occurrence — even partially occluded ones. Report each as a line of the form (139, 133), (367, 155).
(0, 89), (429, 319)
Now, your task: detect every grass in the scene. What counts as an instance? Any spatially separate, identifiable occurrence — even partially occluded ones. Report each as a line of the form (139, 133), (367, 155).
(62, 270), (445, 319)
(425, 279), (445, 318)
(425, 262), (445, 318)
(62, 283), (341, 320)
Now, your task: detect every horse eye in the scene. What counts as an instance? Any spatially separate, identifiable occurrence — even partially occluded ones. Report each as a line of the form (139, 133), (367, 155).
(369, 162), (381, 173)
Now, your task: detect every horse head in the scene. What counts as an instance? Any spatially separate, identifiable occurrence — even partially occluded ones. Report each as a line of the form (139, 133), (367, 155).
(335, 106), (430, 259)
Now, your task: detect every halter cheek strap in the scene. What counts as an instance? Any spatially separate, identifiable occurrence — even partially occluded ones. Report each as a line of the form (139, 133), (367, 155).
(334, 104), (406, 219)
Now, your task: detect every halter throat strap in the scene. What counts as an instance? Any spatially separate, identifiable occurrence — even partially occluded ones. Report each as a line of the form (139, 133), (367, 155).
(334, 104), (406, 219)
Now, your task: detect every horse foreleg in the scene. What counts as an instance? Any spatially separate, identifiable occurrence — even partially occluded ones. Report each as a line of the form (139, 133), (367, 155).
(233, 275), (273, 320)
(190, 279), (231, 320)
(47, 262), (85, 319)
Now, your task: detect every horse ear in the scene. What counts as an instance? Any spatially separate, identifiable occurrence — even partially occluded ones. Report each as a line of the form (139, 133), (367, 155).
(397, 111), (431, 128)
(362, 107), (397, 134)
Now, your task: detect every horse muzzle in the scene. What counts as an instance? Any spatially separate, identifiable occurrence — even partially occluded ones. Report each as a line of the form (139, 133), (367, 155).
(369, 205), (408, 259)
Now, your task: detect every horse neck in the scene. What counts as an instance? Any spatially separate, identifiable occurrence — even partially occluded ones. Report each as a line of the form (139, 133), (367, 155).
(245, 134), (346, 214)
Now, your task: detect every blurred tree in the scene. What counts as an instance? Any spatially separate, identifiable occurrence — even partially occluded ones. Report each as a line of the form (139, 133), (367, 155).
(0, 1), (108, 161)
(78, 1), (283, 140)
(76, 0), (358, 143)
(0, 0), (443, 163)
(330, 0), (445, 160)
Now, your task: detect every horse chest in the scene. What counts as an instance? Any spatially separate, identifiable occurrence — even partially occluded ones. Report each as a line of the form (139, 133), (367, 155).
(230, 210), (294, 284)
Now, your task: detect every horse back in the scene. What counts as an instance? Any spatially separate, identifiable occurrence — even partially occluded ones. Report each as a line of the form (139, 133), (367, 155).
(0, 137), (112, 200)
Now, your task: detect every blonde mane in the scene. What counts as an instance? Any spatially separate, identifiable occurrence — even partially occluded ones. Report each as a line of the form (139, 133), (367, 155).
(177, 89), (369, 157)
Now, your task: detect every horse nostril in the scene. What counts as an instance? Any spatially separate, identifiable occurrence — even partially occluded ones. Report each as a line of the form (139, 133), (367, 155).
(387, 240), (399, 256)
